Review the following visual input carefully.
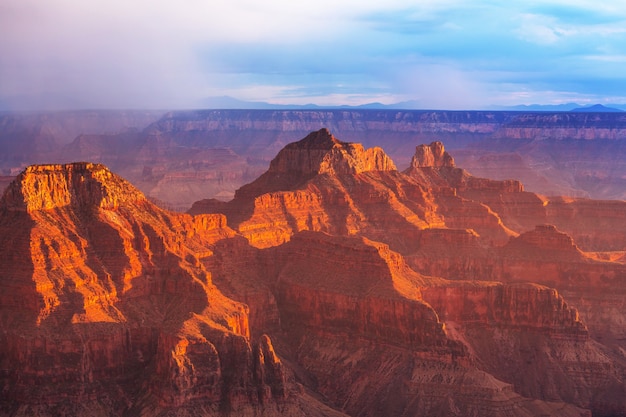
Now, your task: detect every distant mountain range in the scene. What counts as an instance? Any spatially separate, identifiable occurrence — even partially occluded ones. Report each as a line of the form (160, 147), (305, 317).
(494, 102), (626, 112)
(197, 96), (425, 110)
(200, 97), (626, 112)
(2, 93), (625, 112)
(570, 103), (624, 112)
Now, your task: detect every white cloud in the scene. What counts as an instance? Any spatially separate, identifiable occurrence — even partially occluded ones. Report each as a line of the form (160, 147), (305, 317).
(514, 11), (626, 46)
(2, 0), (626, 109)
(514, 13), (573, 45)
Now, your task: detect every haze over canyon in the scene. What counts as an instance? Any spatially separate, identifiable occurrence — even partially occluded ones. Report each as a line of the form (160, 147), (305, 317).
(4, 109), (626, 209)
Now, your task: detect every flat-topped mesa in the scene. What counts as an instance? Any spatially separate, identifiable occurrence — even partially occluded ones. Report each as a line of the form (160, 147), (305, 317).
(268, 128), (396, 176)
(1, 162), (146, 212)
(499, 224), (588, 264)
(410, 141), (455, 168)
(513, 224), (582, 253)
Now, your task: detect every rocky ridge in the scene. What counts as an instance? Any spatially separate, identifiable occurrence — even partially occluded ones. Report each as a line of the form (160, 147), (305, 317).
(0, 163), (327, 416)
(7, 109), (626, 208)
(190, 132), (518, 249)
(2, 130), (626, 416)
(188, 130), (625, 415)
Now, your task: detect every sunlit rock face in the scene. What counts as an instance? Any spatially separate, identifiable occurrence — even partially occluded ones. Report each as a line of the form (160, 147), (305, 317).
(190, 130), (522, 249)
(2, 128), (626, 416)
(0, 163), (301, 416)
(2, 162), (146, 211)
(188, 130), (626, 416)
(250, 231), (598, 417)
(268, 128), (396, 176)
(409, 141), (455, 168)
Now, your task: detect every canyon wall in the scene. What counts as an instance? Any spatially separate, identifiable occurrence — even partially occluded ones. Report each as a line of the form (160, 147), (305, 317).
(3, 128), (626, 416)
(0, 163), (314, 416)
(249, 231), (602, 416)
(4, 109), (626, 207)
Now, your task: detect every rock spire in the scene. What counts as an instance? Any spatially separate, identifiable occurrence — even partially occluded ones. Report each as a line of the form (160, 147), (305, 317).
(410, 141), (455, 168)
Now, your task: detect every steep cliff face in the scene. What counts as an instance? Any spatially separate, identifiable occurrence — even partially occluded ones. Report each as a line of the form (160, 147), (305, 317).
(420, 278), (624, 416)
(407, 223), (626, 355)
(4, 127), (626, 416)
(420, 282), (622, 414)
(543, 197), (626, 251)
(268, 128), (396, 177)
(270, 230), (620, 415)
(231, 128), (395, 200)
(3, 162), (146, 212)
(135, 110), (626, 203)
(120, 110), (626, 203)
(246, 231), (599, 417)
(5, 109), (626, 205)
(403, 142), (519, 245)
(192, 132), (524, 249)
(0, 163), (300, 416)
(271, 232), (449, 348)
(405, 141), (523, 194)
(409, 141), (456, 168)
(403, 142), (626, 252)
(190, 129), (442, 250)
(494, 112), (626, 140)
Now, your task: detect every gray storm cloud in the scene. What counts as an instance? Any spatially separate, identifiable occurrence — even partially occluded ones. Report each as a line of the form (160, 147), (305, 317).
(0, 0), (212, 110)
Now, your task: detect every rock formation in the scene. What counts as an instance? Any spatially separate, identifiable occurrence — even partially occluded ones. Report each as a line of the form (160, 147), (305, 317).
(0, 162), (334, 416)
(2, 129), (626, 416)
(190, 131), (521, 249)
(251, 231), (598, 417)
(6, 109), (626, 208)
(189, 131), (626, 416)
(410, 141), (455, 168)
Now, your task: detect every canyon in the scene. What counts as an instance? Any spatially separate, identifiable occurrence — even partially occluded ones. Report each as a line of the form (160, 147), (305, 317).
(4, 109), (626, 209)
(1, 126), (626, 416)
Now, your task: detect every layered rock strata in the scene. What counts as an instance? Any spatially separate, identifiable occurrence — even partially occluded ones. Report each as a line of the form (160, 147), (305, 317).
(191, 131), (518, 249)
(0, 163), (318, 416)
(189, 131), (626, 416)
(253, 231), (597, 416)
(6, 109), (626, 205)
(3, 128), (626, 416)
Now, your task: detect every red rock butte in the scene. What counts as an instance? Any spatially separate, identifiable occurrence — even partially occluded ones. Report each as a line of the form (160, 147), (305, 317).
(1, 131), (625, 416)
(2, 162), (146, 212)
(273, 128), (396, 175)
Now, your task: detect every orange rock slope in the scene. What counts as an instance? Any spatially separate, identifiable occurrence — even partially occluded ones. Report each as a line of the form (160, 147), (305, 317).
(2, 130), (626, 416)
(0, 163), (336, 416)
(262, 232), (606, 417)
(189, 129), (516, 250)
(190, 129), (626, 416)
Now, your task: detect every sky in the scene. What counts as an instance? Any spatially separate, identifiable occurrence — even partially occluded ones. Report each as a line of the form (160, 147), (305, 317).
(2, 0), (626, 110)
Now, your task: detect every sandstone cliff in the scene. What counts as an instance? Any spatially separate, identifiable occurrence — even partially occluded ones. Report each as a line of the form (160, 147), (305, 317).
(124, 109), (626, 202)
(402, 142), (626, 252)
(4, 129), (626, 416)
(191, 131), (520, 249)
(188, 132), (626, 416)
(6, 109), (626, 207)
(407, 222), (626, 406)
(0, 163), (332, 416)
(246, 231), (598, 417)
